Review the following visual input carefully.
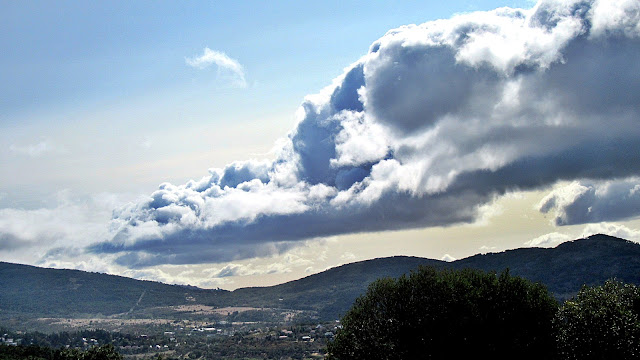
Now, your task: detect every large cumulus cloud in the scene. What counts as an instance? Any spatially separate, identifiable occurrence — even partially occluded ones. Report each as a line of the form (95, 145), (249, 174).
(91, 0), (640, 267)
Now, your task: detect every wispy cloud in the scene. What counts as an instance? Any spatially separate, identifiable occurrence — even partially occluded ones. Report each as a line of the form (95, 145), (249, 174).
(0, 191), (128, 264)
(9, 140), (56, 157)
(186, 47), (247, 87)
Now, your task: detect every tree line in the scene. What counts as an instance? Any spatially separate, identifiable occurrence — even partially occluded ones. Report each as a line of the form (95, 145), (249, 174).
(327, 266), (640, 360)
(0, 344), (122, 360)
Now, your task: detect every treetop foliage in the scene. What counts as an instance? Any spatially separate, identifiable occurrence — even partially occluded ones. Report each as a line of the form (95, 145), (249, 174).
(555, 279), (640, 360)
(0, 344), (122, 360)
(327, 266), (558, 360)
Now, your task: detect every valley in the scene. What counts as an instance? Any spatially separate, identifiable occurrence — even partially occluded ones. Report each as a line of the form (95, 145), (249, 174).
(2, 234), (640, 359)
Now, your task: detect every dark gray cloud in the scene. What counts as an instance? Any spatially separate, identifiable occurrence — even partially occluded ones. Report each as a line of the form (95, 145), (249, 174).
(0, 233), (30, 251)
(365, 45), (498, 135)
(90, 0), (640, 267)
(92, 188), (485, 268)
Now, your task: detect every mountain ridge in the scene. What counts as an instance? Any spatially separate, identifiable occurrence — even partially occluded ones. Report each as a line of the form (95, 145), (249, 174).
(2, 234), (639, 322)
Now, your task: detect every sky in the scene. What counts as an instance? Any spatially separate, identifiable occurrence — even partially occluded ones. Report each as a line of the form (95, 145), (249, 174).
(1, 0), (640, 290)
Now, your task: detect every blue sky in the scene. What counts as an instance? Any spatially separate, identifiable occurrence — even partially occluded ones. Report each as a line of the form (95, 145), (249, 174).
(2, 0), (640, 289)
(0, 1), (526, 207)
(2, 1), (534, 123)
(0, 0), (533, 207)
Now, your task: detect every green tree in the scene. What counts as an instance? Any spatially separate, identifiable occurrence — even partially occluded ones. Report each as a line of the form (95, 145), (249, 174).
(555, 279), (640, 360)
(80, 345), (122, 360)
(327, 267), (558, 360)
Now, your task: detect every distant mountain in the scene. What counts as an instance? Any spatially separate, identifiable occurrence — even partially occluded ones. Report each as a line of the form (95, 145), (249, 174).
(0, 262), (226, 317)
(452, 234), (640, 299)
(223, 256), (445, 319)
(1, 234), (639, 321)
(222, 234), (640, 319)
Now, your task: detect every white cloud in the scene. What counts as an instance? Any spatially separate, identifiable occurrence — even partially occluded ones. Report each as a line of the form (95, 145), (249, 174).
(88, 0), (640, 268)
(124, 266), (231, 288)
(441, 254), (456, 262)
(330, 111), (389, 168)
(480, 245), (498, 254)
(524, 222), (640, 249)
(9, 140), (57, 157)
(340, 252), (357, 261)
(202, 261), (293, 279)
(525, 232), (571, 248)
(0, 191), (132, 265)
(470, 200), (505, 227)
(186, 47), (247, 87)
(538, 178), (640, 225)
(580, 222), (640, 243)
(589, 0), (640, 38)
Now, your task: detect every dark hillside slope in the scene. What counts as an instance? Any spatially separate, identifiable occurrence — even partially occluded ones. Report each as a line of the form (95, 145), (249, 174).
(224, 256), (445, 319)
(221, 234), (640, 319)
(451, 234), (640, 299)
(1, 234), (639, 321)
(0, 262), (225, 317)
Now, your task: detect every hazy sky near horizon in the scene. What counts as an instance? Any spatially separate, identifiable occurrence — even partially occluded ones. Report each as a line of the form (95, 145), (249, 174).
(2, 0), (640, 289)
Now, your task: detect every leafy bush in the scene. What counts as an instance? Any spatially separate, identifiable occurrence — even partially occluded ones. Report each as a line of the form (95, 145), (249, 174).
(555, 279), (640, 360)
(326, 267), (558, 360)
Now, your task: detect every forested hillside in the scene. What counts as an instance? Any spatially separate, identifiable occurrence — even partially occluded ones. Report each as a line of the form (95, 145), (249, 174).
(0, 262), (226, 317)
(2, 234), (639, 321)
